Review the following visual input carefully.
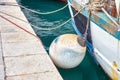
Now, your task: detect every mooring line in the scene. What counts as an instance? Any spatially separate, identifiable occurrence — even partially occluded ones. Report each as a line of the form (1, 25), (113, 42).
(0, 2), (68, 15)
(0, 6), (86, 31)
(0, 15), (42, 44)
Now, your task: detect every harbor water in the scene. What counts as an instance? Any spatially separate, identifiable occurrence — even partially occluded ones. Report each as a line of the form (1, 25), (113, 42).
(19, 0), (110, 80)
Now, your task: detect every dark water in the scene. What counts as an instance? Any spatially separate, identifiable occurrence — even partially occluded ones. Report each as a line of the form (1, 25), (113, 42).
(19, 0), (110, 80)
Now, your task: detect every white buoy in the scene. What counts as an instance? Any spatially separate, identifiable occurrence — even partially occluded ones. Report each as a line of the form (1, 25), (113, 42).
(49, 34), (86, 69)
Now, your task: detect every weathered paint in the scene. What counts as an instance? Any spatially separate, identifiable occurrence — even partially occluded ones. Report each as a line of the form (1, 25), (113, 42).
(83, 10), (119, 40)
(115, 31), (120, 40)
(91, 12), (118, 32)
(72, 1), (120, 40)
(101, 24), (117, 34)
(93, 14), (99, 23)
(68, 1), (120, 80)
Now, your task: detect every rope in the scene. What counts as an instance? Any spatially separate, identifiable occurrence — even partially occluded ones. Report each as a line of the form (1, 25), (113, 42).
(84, 11), (91, 41)
(19, 4), (68, 15)
(32, 6), (86, 30)
(0, 6), (86, 30)
(0, 14), (46, 79)
(0, 2), (68, 15)
(0, 15), (42, 43)
(101, 8), (120, 29)
(89, 1), (120, 29)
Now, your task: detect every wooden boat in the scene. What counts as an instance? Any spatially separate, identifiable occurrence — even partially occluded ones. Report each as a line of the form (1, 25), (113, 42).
(67, 0), (120, 79)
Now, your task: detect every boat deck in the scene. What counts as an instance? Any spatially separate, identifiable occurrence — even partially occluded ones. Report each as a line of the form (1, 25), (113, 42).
(0, 0), (63, 80)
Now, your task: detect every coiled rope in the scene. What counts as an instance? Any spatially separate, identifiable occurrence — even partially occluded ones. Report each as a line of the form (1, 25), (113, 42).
(0, 6), (86, 30)
(0, 2), (68, 15)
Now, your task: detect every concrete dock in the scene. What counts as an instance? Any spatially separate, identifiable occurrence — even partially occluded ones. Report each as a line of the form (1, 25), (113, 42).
(0, 0), (63, 80)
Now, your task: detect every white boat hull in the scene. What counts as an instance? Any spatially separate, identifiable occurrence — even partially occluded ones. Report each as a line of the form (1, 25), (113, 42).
(90, 21), (120, 79)
(67, 0), (120, 79)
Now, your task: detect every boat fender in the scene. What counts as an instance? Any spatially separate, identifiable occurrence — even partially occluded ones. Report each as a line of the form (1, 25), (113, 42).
(49, 34), (86, 69)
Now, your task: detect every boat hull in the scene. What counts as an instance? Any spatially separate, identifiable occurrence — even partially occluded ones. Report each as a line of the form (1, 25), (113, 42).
(91, 21), (120, 79)
(68, 2), (94, 54)
(68, 0), (120, 79)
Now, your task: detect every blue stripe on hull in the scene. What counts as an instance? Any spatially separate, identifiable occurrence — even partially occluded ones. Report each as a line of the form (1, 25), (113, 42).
(69, 4), (99, 64)
(71, 14), (99, 64)
(71, 19), (94, 54)
(71, 7), (94, 53)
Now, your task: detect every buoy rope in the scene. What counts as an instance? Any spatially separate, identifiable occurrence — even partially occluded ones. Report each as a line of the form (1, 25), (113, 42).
(84, 11), (91, 43)
(0, 6), (86, 30)
(0, 15), (42, 43)
(0, 2), (68, 15)
(101, 8), (120, 30)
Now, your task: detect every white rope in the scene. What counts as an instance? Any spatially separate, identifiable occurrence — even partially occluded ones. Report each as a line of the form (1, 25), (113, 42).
(0, 2), (68, 15)
(101, 8), (120, 29)
(0, 6), (86, 30)
(89, 1), (120, 29)
(31, 6), (86, 30)
(19, 4), (68, 15)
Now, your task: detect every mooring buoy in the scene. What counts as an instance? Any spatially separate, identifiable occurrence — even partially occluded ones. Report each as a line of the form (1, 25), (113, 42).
(49, 34), (86, 69)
